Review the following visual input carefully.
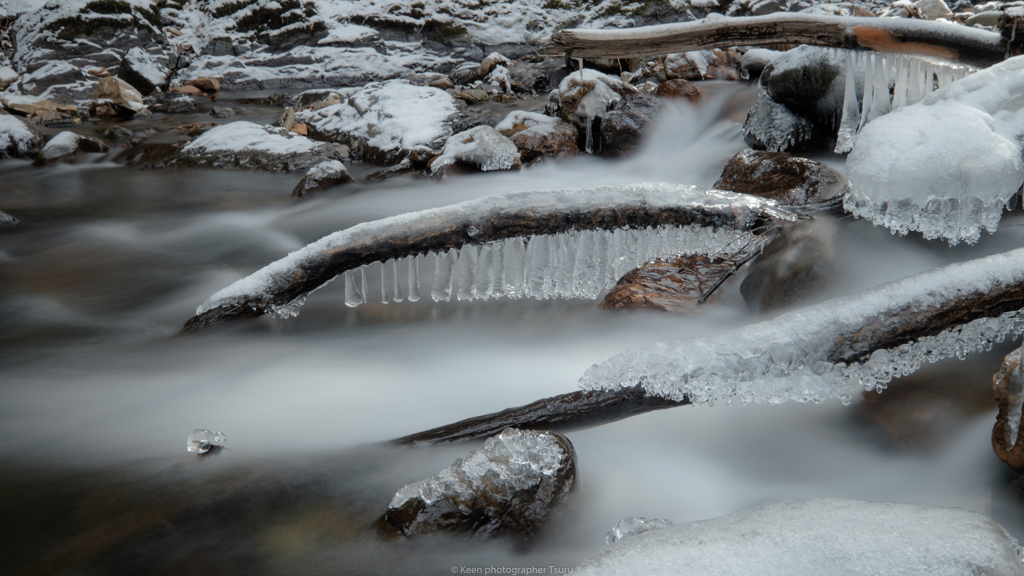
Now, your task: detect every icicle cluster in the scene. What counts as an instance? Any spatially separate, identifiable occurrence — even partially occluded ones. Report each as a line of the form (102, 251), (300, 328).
(337, 224), (758, 309)
(835, 51), (973, 154)
(580, 249), (1024, 408)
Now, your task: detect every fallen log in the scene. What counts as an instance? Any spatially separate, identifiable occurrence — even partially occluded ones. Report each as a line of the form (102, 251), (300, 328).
(183, 184), (796, 331)
(551, 14), (1008, 67)
(396, 248), (1024, 444)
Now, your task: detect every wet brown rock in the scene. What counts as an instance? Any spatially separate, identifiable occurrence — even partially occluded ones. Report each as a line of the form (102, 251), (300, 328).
(740, 216), (837, 313)
(654, 79), (702, 101)
(599, 91), (660, 157)
(454, 87), (490, 104)
(714, 149), (848, 205)
(170, 122), (219, 137)
(993, 350), (1024, 473)
(290, 123), (307, 136)
(171, 85), (203, 97)
(664, 49), (743, 82)
(291, 159), (354, 198)
(376, 428), (577, 541)
(601, 255), (733, 313)
(511, 122), (578, 162)
(185, 77), (221, 94)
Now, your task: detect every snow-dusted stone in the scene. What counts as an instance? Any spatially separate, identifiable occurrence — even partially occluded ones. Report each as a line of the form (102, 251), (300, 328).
(90, 77), (145, 118)
(34, 131), (109, 166)
(291, 159), (355, 198)
(576, 499), (1024, 576)
(599, 92), (660, 157)
(496, 110), (578, 162)
(119, 47), (168, 95)
(376, 428), (577, 541)
(176, 121), (348, 172)
(0, 115), (42, 159)
(740, 48), (780, 80)
(915, 0), (953, 19)
(0, 67), (19, 91)
(846, 55), (1024, 245)
(298, 80), (467, 164)
(558, 69), (631, 129)
(430, 125), (521, 176)
(654, 78), (701, 100)
(478, 52), (512, 78)
(1, 95), (78, 117)
(408, 73), (454, 90)
(0, 211), (19, 229)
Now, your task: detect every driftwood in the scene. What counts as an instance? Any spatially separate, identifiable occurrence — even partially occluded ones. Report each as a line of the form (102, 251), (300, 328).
(184, 184), (795, 331)
(551, 14), (1009, 67)
(395, 248), (1024, 444)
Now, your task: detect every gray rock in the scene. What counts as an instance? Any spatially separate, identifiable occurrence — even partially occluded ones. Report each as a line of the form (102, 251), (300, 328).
(146, 93), (197, 115)
(210, 106), (235, 119)
(376, 428), (577, 541)
(34, 131), (110, 166)
(598, 91), (659, 157)
(0, 210), (19, 229)
(119, 47), (169, 95)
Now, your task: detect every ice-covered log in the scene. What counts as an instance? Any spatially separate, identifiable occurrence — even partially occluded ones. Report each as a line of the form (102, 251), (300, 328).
(400, 248), (1024, 443)
(552, 14), (1007, 68)
(183, 184), (796, 331)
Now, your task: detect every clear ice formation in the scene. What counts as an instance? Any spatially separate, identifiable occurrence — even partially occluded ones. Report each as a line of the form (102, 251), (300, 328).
(580, 248), (1024, 409)
(845, 55), (1024, 245)
(388, 427), (572, 511)
(340, 224), (759, 308)
(605, 517), (674, 545)
(187, 429), (226, 454)
(834, 50), (973, 154)
(1007, 346), (1024, 449)
(197, 183), (793, 318)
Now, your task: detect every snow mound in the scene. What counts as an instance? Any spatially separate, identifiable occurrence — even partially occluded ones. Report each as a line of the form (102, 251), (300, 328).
(845, 55), (1024, 245)
(578, 499), (1024, 576)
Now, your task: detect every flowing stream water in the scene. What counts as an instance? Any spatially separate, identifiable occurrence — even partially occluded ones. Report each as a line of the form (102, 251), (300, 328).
(3, 84), (1024, 573)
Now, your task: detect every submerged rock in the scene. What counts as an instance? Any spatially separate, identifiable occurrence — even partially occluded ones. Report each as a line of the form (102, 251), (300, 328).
(34, 131), (109, 166)
(0, 115), (42, 159)
(601, 255), (732, 313)
(495, 110), (577, 162)
(298, 80), (467, 164)
(376, 428), (577, 541)
(993, 349), (1024, 473)
(654, 79), (701, 101)
(714, 149), (847, 205)
(598, 91), (659, 157)
(577, 498), (1024, 575)
(292, 160), (355, 198)
(740, 217), (837, 313)
(430, 126), (521, 177)
(0, 211), (19, 229)
(175, 121), (348, 171)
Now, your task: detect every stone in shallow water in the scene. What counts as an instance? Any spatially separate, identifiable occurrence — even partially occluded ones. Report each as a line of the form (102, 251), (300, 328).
(601, 255), (733, 313)
(377, 428), (577, 541)
(292, 160), (355, 198)
(714, 149), (847, 205)
(740, 216), (837, 313)
(186, 429), (226, 454)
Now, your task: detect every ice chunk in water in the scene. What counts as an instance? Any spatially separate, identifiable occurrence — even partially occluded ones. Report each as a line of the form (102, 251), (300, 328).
(605, 517), (674, 545)
(187, 429), (226, 454)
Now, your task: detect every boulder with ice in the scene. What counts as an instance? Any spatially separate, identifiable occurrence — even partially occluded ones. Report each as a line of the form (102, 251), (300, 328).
(496, 111), (578, 163)
(0, 115), (42, 159)
(845, 55), (1024, 245)
(176, 121), (349, 172)
(577, 499), (1024, 576)
(297, 80), (467, 164)
(430, 126), (521, 177)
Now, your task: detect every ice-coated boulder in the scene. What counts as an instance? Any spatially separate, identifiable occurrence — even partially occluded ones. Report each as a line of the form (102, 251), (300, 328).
(846, 55), (1024, 245)
(376, 428), (577, 541)
(0, 114), (42, 159)
(176, 121), (348, 172)
(576, 499), (1024, 576)
(298, 80), (467, 164)
(430, 125), (521, 176)
(495, 110), (577, 162)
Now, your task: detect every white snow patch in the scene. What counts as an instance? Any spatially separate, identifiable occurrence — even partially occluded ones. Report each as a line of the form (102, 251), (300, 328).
(0, 115), (38, 157)
(317, 22), (378, 45)
(182, 121), (323, 156)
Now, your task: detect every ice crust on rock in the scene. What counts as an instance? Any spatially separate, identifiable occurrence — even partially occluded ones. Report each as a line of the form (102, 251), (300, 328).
(580, 248), (1024, 407)
(577, 498), (1024, 576)
(295, 80), (463, 160)
(196, 183), (793, 317)
(431, 126), (520, 174)
(186, 429), (226, 454)
(495, 111), (559, 136)
(844, 55), (1024, 245)
(605, 517), (674, 545)
(0, 115), (41, 159)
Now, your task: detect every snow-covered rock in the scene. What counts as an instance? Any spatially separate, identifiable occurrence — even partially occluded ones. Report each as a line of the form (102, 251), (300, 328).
(846, 55), (1024, 245)
(431, 125), (521, 176)
(176, 121), (348, 172)
(119, 47), (169, 95)
(34, 131), (109, 165)
(298, 80), (467, 163)
(0, 67), (19, 91)
(291, 159), (354, 198)
(377, 428), (577, 540)
(496, 111), (578, 162)
(0, 114), (42, 159)
(577, 499), (1024, 576)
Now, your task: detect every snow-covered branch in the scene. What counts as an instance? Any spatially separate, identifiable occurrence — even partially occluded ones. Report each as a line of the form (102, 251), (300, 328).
(552, 14), (1007, 68)
(183, 184), (795, 331)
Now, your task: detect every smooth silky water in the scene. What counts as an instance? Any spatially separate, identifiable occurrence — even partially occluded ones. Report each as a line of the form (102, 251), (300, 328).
(2, 84), (1024, 574)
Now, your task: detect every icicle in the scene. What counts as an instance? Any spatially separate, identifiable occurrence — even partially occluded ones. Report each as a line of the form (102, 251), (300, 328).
(431, 248), (458, 302)
(1007, 344), (1024, 448)
(408, 255), (421, 302)
(389, 258), (403, 303)
(923, 62), (935, 97)
(907, 58), (923, 105)
(344, 269), (365, 307)
(526, 235), (549, 298)
(585, 117), (594, 155)
(836, 53), (861, 154)
(868, 53), (890, 121)
(858, 54), (876, 131)
(456, 245), (479, 300)
(503, 236), (527, 298)
(380, 261), (389, 304)
(892, 55), (907, 110)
